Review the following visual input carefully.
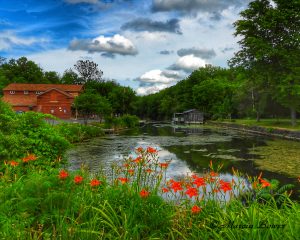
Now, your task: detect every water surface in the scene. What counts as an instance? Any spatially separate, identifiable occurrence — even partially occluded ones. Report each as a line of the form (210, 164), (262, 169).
(67, 124), (300, 194)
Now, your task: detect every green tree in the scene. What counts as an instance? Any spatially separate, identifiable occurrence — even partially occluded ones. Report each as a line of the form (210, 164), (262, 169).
(74, 92), (112, 124)
(61, 69), (81, 85)
(1, 57), (44, 84)
(230, 0), (300, 125)
(108, 87), (136, 115)
(43, 71), (61, 84)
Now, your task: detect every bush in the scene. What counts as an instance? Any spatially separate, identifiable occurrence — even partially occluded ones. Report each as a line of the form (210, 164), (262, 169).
(104, 114), (139, 129)
(0, 103), (70, 167)
(55, 123), (104, 143)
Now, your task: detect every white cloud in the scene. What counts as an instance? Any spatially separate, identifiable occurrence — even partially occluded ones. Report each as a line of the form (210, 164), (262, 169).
(135, 32), (168, 42)
(170, 54), (206, 72)
(69, 34), (138, 56)
(135, 69), (183, 95)
(139, 69), (181, 84)
(0, 31), (48, 51)
(136, 84), (169, 95)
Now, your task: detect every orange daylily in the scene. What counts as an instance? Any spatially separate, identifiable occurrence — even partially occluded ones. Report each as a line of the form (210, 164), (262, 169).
(118, 177), (129, 184)
(147, 147), (157, 153)
(90, 179), (101, 187)
(140, 189), (150, 198)
(59, 170), (69, 180)
(9, 161), (19, 167)
(191, 205), (201, 214)
(185, 187), (198, 198)
(74, 175), (83, 184)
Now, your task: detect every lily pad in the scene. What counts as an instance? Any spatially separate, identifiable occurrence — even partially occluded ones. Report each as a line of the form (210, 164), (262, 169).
(250, 140), (300, 178)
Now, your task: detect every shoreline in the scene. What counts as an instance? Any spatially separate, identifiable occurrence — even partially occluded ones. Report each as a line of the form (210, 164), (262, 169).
(208, 121), (300, 141)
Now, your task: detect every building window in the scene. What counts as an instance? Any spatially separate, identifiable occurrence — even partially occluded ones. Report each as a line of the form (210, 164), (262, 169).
(35, 91), (43, 95)
(24, 91), (29, 95)
(9, 91), (15, 94)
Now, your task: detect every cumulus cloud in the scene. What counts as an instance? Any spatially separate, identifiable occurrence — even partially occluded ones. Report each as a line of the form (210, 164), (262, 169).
(177, 47), (216, 59)
(121, 18), (182, 34)
(169, 54), (206, 73)
(134, 69), (183, 95)
(136, 69), (182, 84)
(136, 84), (169, 95)
(68, 34), (138, 57)
(0, 31), (48, 51)
(152, 0), (248, 13)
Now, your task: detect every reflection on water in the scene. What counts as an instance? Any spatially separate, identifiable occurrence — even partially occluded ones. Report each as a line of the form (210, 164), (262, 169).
(67, 124), (300, 196)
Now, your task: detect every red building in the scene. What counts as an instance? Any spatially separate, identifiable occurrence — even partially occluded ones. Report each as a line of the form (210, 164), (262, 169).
(2, 83), (83, 119)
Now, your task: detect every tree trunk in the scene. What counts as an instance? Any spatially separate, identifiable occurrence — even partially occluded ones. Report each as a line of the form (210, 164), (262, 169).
(290, 107), (297, 126)
(256, 111), (260, 122)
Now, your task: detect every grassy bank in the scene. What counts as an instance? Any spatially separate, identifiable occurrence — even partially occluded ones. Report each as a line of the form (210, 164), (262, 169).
(218, 119), (300, 131)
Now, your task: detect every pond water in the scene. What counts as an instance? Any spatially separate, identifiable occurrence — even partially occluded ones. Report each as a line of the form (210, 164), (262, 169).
(67, 124), (300, 196)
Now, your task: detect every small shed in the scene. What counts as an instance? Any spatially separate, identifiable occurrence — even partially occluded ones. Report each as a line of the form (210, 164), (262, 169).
(172, 109), (204, 124)
(172, 112), (185, 124)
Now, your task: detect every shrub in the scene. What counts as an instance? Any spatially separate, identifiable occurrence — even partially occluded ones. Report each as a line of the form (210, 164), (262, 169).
(56, 123), (104, 143)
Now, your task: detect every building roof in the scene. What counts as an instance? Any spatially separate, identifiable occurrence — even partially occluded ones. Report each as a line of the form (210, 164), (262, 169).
(3, 83), (83, 92)
(2, 94), (37, 106)
(183, 109), (198, 114)
(38, 88), (74, 98)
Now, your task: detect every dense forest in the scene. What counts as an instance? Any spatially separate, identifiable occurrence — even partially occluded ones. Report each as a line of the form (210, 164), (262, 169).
(1, 0), (300, 125)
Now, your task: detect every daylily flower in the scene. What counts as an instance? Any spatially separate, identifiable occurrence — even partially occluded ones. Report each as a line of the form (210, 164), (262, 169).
(191, 205), (201, 214)
(10, 161), (19, 167)
(260, 179), (271, 188)
(159, 162), (169, 168)
(136, 147), (143, 153)
(133, 156), (142, 163)
(74, 175), (83, 184)
(118, 177), (129, 184)
(145, 168), (153, 173)
(140, 189), (150, 198)
(127, 169), (134, 175)
(90, 179), (101, 187)
(59, 170), (69, 180)
(220, 180), (232, 193)
(170, 180), (183, 193)
(193, 177), (205, 187)
(210, 171), (218, 177)
(162, 187), (169, 193)
(22, 154), (38, 163)
(185, 187), (198, 198)
(147, 147), (157, 153)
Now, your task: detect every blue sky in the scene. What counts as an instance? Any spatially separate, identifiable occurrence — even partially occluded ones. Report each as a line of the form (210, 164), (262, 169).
(0, 0), (250, 94)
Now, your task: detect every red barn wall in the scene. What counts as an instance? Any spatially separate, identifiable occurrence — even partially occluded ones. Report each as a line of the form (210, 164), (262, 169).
(37, 90), (74, 119)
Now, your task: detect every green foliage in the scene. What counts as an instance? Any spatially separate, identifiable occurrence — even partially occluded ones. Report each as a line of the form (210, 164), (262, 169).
(61, 68), (81, 84)
(230, 0), (300, 124)
(56, 123), (104, 143)
(0, 101), (70, 166)
(74, 91), (112, 119)
(104, 114), (139, 129)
